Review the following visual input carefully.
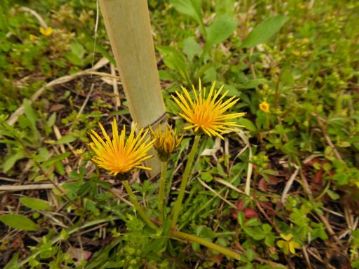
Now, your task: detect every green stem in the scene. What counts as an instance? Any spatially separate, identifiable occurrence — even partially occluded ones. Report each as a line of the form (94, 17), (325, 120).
(171, 135), (201, 228)
(122, 180), (158, 231)
(158, 161), (168, 222)
(170, 230), (287, 268)
(170, 230), (241, 260)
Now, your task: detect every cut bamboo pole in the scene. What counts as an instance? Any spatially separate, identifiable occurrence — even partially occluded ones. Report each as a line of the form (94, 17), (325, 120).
(99, 0), (166, 175)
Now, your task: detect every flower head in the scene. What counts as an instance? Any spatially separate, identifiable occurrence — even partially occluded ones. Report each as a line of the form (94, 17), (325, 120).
(89, 119), (154, 176)
(172, 80), (245, 138)
(151, 124), (181, 161)
(39, 27), (54, 37)
(277, 233), (300, 255)
(259, 101), (270, 113)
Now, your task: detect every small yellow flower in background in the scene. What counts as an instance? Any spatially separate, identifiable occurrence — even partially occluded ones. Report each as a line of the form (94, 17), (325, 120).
(89, 118), (154, 176)
(151, 124), (181, 161)
(259, 101), (270, 113)
(39, 26), (53, 37)
(277, 233), (301, 255)
(73, 148), (84, 156)
(29, 34), (37, 42)
(172, 80), (245, 138)
(302, 38), (310, 44)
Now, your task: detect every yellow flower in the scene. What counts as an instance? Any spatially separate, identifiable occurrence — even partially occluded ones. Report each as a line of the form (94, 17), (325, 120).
(29, 34), (37, 42)
(39, 27), (53, 37)
(151, 124), (181, 161)
(89, 119), (154, 175)
(259, 101), (270, 113)
(172, 80), (245, 138)
(73, 148), (84, 156)
(277, 233), (301, 255)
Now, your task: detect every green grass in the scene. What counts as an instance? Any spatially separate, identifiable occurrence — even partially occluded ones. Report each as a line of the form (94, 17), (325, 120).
(0, 0), (358, 268)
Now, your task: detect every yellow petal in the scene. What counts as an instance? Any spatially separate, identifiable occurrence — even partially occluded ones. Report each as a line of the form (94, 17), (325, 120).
(88, 119), (154, 175)
(39, 27), (53, 36)
(172, 81), (244, 138)
(280, 233), (293, 241)
(289, 241), (300, 254)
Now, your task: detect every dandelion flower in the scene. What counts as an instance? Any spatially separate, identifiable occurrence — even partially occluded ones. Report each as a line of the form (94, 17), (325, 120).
(259, 101), (270, 113)
(172, 80), (245, 138)
(151, 124), (181, 161)
(89, 119), (154, 175)
(39, 27), (54, 37)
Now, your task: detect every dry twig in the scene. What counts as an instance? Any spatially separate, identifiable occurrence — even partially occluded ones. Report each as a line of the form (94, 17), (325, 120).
(281, 166), (300, 204)
(20, 7), (48, 28)
(0, 183), (54, 192)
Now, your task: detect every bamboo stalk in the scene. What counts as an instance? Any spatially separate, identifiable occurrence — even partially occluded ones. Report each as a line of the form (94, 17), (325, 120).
(99, 0), (166, 175)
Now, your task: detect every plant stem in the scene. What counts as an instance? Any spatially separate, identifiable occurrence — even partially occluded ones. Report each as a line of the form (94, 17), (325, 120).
(170, 230), (241, 260)
(171, 135), (201, 228)
(158, 161), (168, 222)
(171, 230), (287, 268)
(122, 180), (158, 231)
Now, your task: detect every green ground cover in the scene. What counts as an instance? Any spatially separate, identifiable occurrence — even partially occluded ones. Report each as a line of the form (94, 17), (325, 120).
(0, 0), (358, 268)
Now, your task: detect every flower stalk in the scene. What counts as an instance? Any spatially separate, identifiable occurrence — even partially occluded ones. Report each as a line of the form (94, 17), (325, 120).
(123, 177), (242, 261)
(158, 161), (168, 222)
(170, 230), (241, 260)
(122, 180), (158, 231)
(171, 135), (201, 228)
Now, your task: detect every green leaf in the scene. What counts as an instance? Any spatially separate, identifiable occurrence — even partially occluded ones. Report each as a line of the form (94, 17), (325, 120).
(56, 134), (76, 144)
(83, 198), (100, 216)
(3, 151), (26, 173)
(45, 152), (71, 165)
(195, 225), (216, 239)
(23, 99), (37, 128)
(237, 212), (245, 226)
(158, 47), (186, 70)
(46, 113), (56, 129)
(182, 36), (202, 61)
(201, 171), (213, 182)
(158, 46), (189, 81)
(245, 217), (261, 227)
(0, 214), (39, 231)
(326, 189), (340, 200)
(20, 196), (51, 211)
(203, 66), (217, 82)
(70, 42), (85, 59)
(238, 78), (267, 89)
(241, 15), (288, 48)
(244, 226), (265, 240)
(246, 248), (255, 262)
(171, 0), (202, 24)
(55, 181), (82, 199)
(215, 0), (235, 16)
(65, 42), (86, 66)
(206, 15), (237, 48)
(237, 118), (256, 132)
